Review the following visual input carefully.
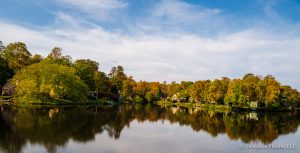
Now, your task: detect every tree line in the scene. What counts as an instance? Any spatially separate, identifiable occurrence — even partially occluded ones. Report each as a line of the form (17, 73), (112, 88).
(0, 41), (300, 108)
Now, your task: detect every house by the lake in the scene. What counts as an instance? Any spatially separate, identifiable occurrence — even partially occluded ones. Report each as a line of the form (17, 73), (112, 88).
(249, 101), (263, 109)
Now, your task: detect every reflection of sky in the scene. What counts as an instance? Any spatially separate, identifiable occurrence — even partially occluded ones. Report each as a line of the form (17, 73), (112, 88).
(22, 119), (300, 153)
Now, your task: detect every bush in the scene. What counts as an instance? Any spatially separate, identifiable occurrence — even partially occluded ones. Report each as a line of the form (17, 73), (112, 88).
(133, 95), (143, 103)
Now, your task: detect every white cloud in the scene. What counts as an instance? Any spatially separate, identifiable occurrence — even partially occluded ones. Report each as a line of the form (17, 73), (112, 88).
(58, 0), (127, 10)
(0, 0), (300, 90)
(129, 0), (300, 38)
(152, 0), (220, 23)
(1, 19), (300, 89)
(131, 0), (231, 36)
(55, 0), (127, 21)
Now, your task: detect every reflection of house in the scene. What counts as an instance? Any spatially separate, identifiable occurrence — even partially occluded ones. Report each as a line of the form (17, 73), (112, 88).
(170, 107), (178, 114)
(194, 108), (200, 113)
(48, 108), (59, 118)
(208, 111), (215, 117)
(246, 112), (258, 120)
(188, 108), (194, 115)
(172, 94), (179, 102)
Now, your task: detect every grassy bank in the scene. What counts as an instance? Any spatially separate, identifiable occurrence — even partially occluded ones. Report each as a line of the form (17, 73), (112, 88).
(0, 96), (12, 100)
(0, 97), (114, 106)
(154, 101), (297, 112)
(154, 101), (231, 112)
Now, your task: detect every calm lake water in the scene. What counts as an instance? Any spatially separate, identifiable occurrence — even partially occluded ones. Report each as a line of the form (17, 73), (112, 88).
(0, 104), (299, 153)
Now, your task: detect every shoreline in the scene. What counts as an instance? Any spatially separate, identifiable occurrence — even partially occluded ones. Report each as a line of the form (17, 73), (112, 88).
(154, 101), (299, 112)
(1, 99), (299, 112)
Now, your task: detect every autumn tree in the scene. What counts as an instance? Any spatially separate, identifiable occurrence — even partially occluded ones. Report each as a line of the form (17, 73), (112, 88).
(256, 75), (281, 107)
(207, 79), (227, 104)
(121, 76), (136, 101)
(279, 85), (300, 108)
(242, 73), (261, 102)
(149, 82), (162, 101)
(134, 81), (149, 101)
(189, 80), (205, 102)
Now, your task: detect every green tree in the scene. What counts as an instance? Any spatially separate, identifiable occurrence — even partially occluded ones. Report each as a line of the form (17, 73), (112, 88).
(1, 42), (32, 71)
(177, 90), (189, 102)
(0, 42), (15, 92)
(180, 81), (193, 89)
(167, 81), (181, 97)
(44, 47), (72, 66)
(109, 65), (127, 95)
(224, 79), (245, 107)
(160, 81), (168, 99)
(145, 91), (153, 102)
(11, 63), (88, 102)
(94, 71), (111, 99)
(73, 59), (99, 90)
(0, 56), (14, 89)
(133, 95), (143, 103)
(30, 54), (43, 64)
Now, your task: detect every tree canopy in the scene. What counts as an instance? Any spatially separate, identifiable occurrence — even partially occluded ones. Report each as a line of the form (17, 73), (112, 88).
(12, 63), (88, 102)
(1, 42), (31, 71)
(0, 56), (14, 87)
(44, 47), (72, 66)
(73, 59), (99, 91)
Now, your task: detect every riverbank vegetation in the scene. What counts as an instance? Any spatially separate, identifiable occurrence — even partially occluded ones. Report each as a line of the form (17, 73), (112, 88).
(1, 41), (300, 109)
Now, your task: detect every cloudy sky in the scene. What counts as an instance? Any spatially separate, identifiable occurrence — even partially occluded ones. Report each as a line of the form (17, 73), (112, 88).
(1, 0), (300, 89)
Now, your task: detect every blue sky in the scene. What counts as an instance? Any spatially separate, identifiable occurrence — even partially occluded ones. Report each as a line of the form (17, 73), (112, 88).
(1, 0), (300, 89)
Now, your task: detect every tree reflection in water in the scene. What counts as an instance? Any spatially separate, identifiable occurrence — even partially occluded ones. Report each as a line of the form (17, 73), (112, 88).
(0, 104), (299, 153)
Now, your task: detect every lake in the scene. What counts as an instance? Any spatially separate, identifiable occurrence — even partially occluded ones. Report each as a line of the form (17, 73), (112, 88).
(0, 104), (299, 153)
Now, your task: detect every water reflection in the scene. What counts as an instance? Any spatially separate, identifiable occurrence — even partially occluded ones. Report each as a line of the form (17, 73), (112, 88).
(0, 104), (299, 153)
